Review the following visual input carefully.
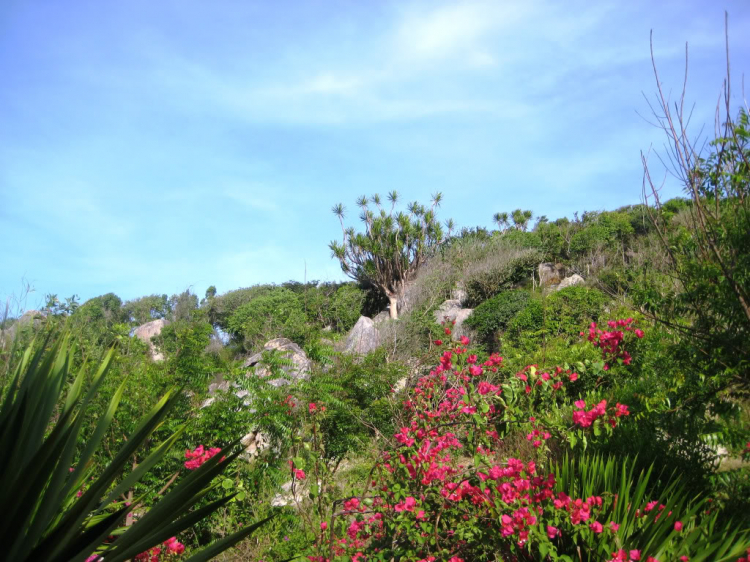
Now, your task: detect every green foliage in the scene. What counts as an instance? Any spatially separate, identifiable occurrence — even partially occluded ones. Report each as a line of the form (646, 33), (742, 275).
(204, 285), (275, 330)
(0, 335), (271, 562)
(226, 287), (309, 351)
(328, 284), (366, 332)
(464, 289), (530, 351)
(158, 319), (217, 386)
(505, 286), (609, 351)
(313, 349), (406, 459)
(122, 294), (169, 325)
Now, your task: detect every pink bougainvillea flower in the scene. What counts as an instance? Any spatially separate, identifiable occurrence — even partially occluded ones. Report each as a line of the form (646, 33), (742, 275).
(343, 497), (360, 511)
(294, 469), (306, 480)
(184, 445), (222, 470)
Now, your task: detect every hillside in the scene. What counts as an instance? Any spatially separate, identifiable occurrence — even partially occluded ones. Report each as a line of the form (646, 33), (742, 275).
(3, 176), (750, 560)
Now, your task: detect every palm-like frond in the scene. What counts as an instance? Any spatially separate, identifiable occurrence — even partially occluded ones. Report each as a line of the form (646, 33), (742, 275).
(554, 453), (749, 561)
(0, 335), (272, 562)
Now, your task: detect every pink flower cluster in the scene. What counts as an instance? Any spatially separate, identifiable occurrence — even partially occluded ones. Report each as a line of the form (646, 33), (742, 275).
(584, 318), (644, 369)
(133, 536), (186, 561)
(311, 335), (669, 561)
(572, 400), (629, 428)
(184, 445), (222, 470)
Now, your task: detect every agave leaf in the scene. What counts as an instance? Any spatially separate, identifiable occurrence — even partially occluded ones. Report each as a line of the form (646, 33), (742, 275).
(182, 515), (276, 562)
(101, 424), (186, 506)
(106, 495), (238, 562)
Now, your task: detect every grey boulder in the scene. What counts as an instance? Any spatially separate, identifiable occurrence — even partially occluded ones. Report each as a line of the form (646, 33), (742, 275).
(343, 316), (381, 355)
(244, 338), (312, 387)
(538, 263), (566, 287)
(133, 318), (168, 361)
(557, 274), (585, 291)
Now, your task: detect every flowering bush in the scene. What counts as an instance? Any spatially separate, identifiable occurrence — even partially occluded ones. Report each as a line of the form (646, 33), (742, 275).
(584, 318), (644, 370)
(184, 445), (223, 470)
(302, 326), (749, 561)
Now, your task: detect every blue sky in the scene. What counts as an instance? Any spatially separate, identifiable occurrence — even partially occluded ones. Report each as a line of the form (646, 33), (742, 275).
(1, 0), (748, 309)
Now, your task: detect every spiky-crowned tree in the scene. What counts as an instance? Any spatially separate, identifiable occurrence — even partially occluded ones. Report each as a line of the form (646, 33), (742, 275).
(330, 192), (453, 319)
(511, 209), (533, 231)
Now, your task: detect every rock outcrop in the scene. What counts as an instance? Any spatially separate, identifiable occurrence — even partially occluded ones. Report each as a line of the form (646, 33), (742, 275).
(133, 318), (168, 361)
(450, 285), (468, 306)
(243, 338), (312, 387)
(201, 376), (250, 408)
(433, 300), (474, 341)
(1, 310), (45, 347)
(538, 263), (566, 287)
(556, 274), (585, 291)
(241, 430), (272, 460)
(372, 310), (390, 325)
(343, 316), (381, 355)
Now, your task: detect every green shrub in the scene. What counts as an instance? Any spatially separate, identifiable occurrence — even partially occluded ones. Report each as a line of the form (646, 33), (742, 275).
(464, 289), (530, 351)
(505, 286), (609, 351)
(545, 285), (609, 338)
(226, 288), (309, 351)
(328, 284), (366, 332)
(505, 298), (545, 351)
(158, 319), (218, 386)
(313, 349), (406, 460)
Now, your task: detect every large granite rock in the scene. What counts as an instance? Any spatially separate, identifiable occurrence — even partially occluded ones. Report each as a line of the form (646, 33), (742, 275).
(241, 430), (272, 460)
(343, 316), (381, 355)
(396, 280), (419, 316)
(434, 299), (462, 325)
(372, 310), (390, 325)
(244, 338), (312, 387)
(434, 300), (474, 341)
(1, 310), (45, 347)
(450, 285), (468, 306)
(201, 375), (250, 408)
(133, 318), (168, 361)
(538, 263), (566, 287)
(557, 274), (585, 291)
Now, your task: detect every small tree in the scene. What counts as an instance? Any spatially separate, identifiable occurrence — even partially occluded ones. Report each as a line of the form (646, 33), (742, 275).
(330, 192), (452, 319)
(492, 211), (510, 232)
(511, 208), (533, 231)
(640, 17), (750, 390)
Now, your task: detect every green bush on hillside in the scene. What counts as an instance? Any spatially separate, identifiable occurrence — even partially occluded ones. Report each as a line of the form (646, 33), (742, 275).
(226, 287), (308, 351)
(506, 286), (609, 350)
(464, 289), (530, 351)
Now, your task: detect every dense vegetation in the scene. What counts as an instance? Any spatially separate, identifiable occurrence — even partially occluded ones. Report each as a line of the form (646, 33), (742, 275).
(2, 39), (749, 562)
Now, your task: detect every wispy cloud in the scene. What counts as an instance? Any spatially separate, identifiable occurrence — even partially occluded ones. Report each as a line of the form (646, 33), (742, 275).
(1, 0), (747, 304)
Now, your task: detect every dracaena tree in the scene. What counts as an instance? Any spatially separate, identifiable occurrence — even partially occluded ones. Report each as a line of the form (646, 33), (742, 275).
(329, 191), (453, 319)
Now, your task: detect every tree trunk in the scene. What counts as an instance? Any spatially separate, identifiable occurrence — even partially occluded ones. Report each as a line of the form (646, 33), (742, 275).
(388, 295), (398, 320)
